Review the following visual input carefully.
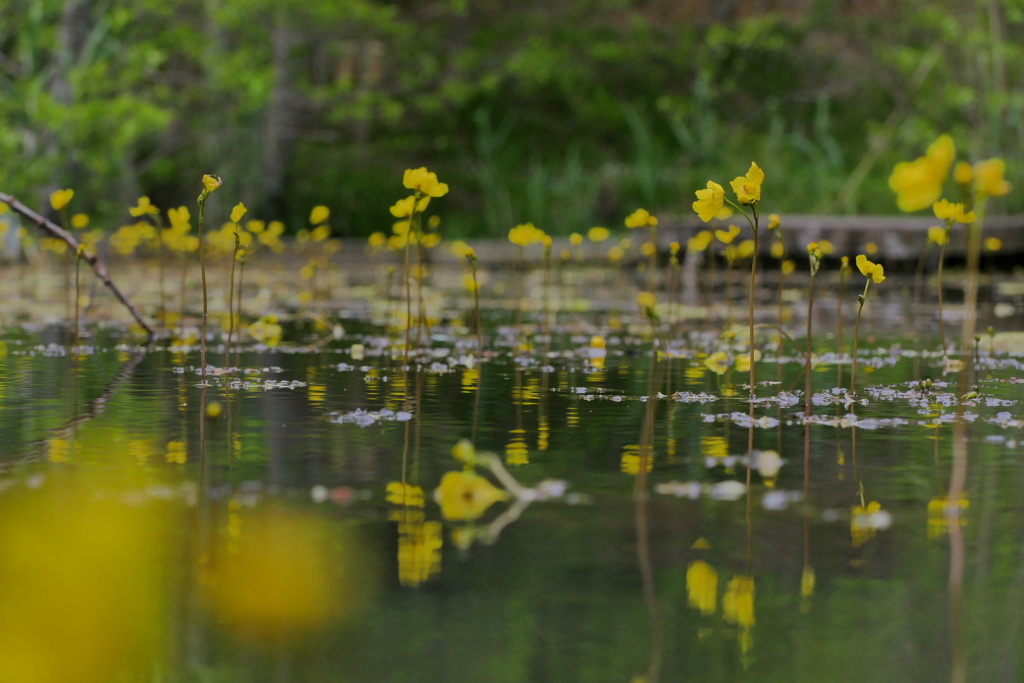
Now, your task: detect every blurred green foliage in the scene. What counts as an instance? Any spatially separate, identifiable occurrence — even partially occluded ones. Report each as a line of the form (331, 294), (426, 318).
(1, 0), (1022, 235)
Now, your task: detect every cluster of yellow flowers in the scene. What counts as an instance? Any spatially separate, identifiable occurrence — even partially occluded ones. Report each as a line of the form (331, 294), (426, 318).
(508, 221), (547, 247)
(693, 162), (765, 221)
(889, 134), (1011, 213)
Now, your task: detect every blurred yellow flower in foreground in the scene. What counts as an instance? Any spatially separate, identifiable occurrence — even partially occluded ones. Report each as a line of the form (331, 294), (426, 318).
(0, 485), (165, 683)
(207, 508), (358, 639)
(687, 560), (718, 615)
(433, 470), (509, 521)
(888, 134), (955, 212)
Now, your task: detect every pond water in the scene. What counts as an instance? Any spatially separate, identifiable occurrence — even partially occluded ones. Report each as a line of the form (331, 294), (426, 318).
(0, 264), (1023, 683)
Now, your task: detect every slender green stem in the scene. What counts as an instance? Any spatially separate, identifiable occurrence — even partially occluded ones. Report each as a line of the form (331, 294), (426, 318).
(225, 224), (240, 369)
(937, 241), (947, 356)
(850, 278), (872, 397)
(197, 198), (209, 381)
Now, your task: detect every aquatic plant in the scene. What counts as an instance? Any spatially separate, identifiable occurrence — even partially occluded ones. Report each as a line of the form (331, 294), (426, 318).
(930, 199), (975, 357)
(693, 162), (765, 405)
(224, 202), (246, 368)
(195, 174), (222, 381)
(849, 254), (885, 397)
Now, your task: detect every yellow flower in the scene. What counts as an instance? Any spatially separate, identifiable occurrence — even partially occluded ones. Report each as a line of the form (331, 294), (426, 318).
(607, 246), (625, 262)
(865, 241), (878, 255)
(888, 134), (955, 212)
(770, 241), (784, 259)
(955, 206), (976, 223)
(767, 214), (781, 231)
(736, 239), (755, 259)
(71, 213), (89, 229)
(309, 205), (329, 225)
(50, 188), (74, 211)
(932, 198), (956, 221)
(386, 482), (425, 507)
(715, 225), (741, 245)
(954, 160), (973, 186)
(686, 560), (718, 615)
(855, 254), (886, 283)
(818, 239), (834, 255)
(207, 510), (348, 638)
(704, 351), (729, 374)
(669, 241), (680, 255)
(985, 237), (1002, 251)
(625, 208), (658, 229)
(729, 162), (764, 205)
(202, 174), (223, 192)
(508, 222), (545, 247)
(588, 226), (610, 242)
(928, 226), (949, 246)
(403, 167), (449, 197)
(231, 202), (247, 223)
(693, 181), (726, 222)
(129, 196), (159, 217)
(433, 471), (509, 521)
(687, 230), (713, 252)
(636, 291), (657, 312)
(640, 241), (656, 257)
(973, 158), (1012, 197)
(781, 259), (796, 275)
(390, 195), (430, 218)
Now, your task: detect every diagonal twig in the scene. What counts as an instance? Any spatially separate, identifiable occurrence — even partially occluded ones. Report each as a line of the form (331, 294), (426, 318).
(0, 190), (155, 342)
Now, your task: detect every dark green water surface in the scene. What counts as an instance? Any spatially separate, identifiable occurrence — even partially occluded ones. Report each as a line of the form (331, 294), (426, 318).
(1, 303), (1023, 683)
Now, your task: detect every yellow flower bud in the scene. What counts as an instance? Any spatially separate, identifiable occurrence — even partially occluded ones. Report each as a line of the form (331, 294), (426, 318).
(231, 203), (247, 223)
